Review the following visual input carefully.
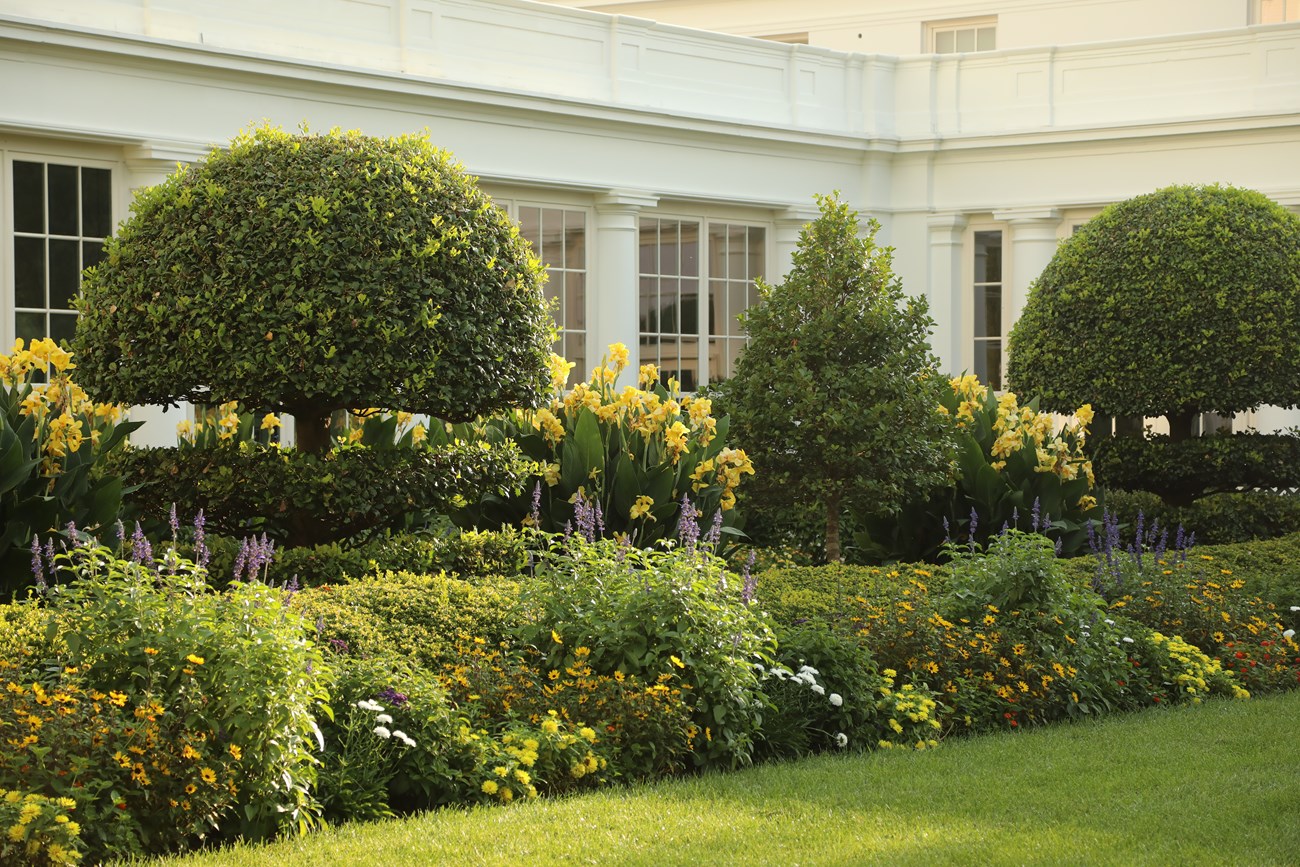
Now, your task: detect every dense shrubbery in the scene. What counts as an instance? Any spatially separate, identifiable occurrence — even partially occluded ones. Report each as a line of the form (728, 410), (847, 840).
(1102, 490), (1300, 546)
(858, 375), (1101, 563)
(445, 345), (753, 548)
(0, 340), (138, 596)
(1091, 432), (1300, 506)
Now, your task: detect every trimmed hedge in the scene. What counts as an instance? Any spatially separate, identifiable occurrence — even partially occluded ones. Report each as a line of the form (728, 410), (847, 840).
(1102, 489), (1300, 546)
(1092, 433), (1300, 506)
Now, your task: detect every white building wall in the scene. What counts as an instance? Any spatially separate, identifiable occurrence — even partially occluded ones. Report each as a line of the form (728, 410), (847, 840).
(1, 0), (1298, 440)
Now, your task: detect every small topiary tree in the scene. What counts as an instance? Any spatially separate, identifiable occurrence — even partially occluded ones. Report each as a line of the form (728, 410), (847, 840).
(1007, 184), (1300, 441)
(74, 125), (553, 454)
(728, 193), (953, 563)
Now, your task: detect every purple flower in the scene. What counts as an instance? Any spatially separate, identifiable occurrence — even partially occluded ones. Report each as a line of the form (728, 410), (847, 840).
(741, 550), (758, 604)
(193, 509), (210, 569)
(379, 687), (409, 707)
(529, 481), (543, 529)
(676, 494), (701, 555)
(168, 503), (180, 542)
(130, 522), (152, 566)
(30, 537), (46, 590)
(704, 509), (724, 551)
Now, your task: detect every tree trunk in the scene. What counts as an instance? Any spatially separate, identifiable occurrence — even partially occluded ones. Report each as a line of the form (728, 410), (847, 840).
(1165, 409), (1197, 443)
(294, 409), (333, 455)
(824, 490), (842, 564)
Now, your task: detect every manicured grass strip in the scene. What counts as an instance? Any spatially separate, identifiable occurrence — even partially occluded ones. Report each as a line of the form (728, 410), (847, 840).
(147, 693), (1300, 867)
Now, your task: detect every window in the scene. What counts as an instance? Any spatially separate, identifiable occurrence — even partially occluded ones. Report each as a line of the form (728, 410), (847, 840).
(972, 230), (1003, 390)
(518, 205), (587, 386)
(929, 18), (996, 54)
(639, 218), (766, 390)
(11, 160), (112, 345)
(1256, 0), (1300, 23)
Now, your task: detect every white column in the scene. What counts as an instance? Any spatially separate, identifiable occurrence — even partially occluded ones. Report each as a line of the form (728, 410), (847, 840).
(927, 213), (967, 375)
(773, 205), (820, 281)
(593, 190), (657, 372)
(994, 208), (1063, 329)
(118, 142), (208, 447)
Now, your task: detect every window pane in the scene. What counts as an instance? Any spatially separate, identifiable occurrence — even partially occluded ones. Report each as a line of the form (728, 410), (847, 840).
(639, 221), (658, 273)
(83, 240), (107, 271)
(708, 225), (727, 279)
(708, 279), (725, 335)
(678, 337), (698, 392)
(13, 161), (44, 234)
(974, 231), (1002, 283)
(15, 237), (46, 309)
(565, 211), (585, 268)
(49, 313), (78, 346)
(955, 28), (975, 52)
(565, 272), (585, 330)
(936, 30), (954, 53)
(639, 277), (657, 332)
(680, 278), (699, 334)
(680, 223), (699, 277)
(660, 278), (679, 333)
(563, 332), (585, 386)
(659, 222), (679, 274)
(974, 284), (1001, 338)
(974, 339), (1002, 391)
(1259, 0), (1285, 23)
(542, 208), (563, 268)
(518, 206), (540, 251)
(47, 164), (78, 236)
(976, 27), (996, 51)
(82, 167), (112, 237)
(48, 239), (81, 310)
(728, 280), (749, 338)
(15, 311), (46, 343)
(748, 226), (765, 279)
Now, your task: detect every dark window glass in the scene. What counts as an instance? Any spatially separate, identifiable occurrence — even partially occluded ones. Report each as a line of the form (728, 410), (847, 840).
(13, 162), (44, 233)
(48, 239), (81, 310)
(82, 168), (113, 237)
(47, 164), (78, 236)
(14, 237), (46, 309)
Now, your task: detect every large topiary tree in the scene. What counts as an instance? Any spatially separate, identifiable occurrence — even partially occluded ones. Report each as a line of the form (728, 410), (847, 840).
(74, 125), (553, 454)
(728, 193), (953, 563)
(1007, 184), (1300, 441)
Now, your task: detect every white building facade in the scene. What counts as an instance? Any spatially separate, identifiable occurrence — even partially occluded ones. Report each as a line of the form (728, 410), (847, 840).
(2, 0), (1298, 442)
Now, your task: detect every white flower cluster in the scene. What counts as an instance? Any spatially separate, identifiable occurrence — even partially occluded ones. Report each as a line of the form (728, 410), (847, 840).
(356, 699), (417, 748)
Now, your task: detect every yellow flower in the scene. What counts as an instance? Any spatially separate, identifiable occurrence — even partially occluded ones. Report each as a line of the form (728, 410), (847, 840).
(260, 413), (281, 430)
(143, 647), (159, 656)
(630, 495), (655, 521)
(1075, 403), (1095, 429)
(546, 353), (575, 391)
(638, 363), (659, 389)
(550, 630), (563, 645)
(200, 767), (217, 785)
(186, 654), (205, 666)
(481, 779), (498, 795)
(607, 342), (630, 372)
(669, 655), (685, 669)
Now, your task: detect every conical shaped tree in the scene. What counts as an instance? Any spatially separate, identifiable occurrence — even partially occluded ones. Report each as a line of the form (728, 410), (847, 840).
(728, 193), (953, 563)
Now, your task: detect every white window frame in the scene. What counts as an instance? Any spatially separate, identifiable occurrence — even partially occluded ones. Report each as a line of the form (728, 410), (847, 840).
(963, 221), (1008, 390)
(927, 16), (997, 54)
(637, 211), (771, 389)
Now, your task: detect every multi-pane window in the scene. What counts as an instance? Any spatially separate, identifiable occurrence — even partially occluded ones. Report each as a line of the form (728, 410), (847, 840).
(518, 206), (586, 385)
(707, 223), (764, 382)
(1256, 0), (1300, 23)
(12, 160), (112, 345)
(972, 230), (1003, 390)
(930, 19), (996, 54)
(639, 218), (766, 390)
(639, 218), (701, 390)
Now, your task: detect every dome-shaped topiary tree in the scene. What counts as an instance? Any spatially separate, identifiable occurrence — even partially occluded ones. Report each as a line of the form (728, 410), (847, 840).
(74, 125), (553, 453)
(1007, 184), (1300, 441)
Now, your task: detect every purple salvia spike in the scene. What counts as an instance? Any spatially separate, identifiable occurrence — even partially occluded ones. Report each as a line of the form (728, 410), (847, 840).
(1010, 506), (1020, 528)
(193, 509), (209, 569)
(594, 497), (605, 538)
(741, 550), (758, 604)
(1000, 521), (1010, 537)
(1030, 498), (1041, 533)
(705, 509), (724, 551)
(1055, 536), (1063, 556)
(529, 481), (542, 529)
(968, 507), (979, 552)
(115, 519), (126, 551)
(231, 538), (249, 583)
(169, 503), (180, 543)
(131, 522), (152, 566)
(44, 538), (55, 569)
(942, 516), (951, 543)
(30, 537), (44, 588)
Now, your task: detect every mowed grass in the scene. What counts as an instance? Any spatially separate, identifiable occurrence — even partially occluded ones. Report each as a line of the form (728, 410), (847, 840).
(148, 691), (1300, 867)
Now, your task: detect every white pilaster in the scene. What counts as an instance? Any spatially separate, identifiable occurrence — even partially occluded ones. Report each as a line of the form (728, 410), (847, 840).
(994, 208), (1063, 328)
(593, 190), (658, 372)
(927, 213), (968, 375)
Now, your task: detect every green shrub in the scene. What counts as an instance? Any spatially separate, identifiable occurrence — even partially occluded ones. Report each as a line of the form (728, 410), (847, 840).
(0, 789), (84, 866)
(109, 439), (531, 548)
(445, 344), (753, 548)
(36, 544), (330, 848)
(728, 193), (953, 562)
(291, 571), (522, 671)
(74, 125), (553, 455)
(759, 622), (884, 758)
(1102, 489), (1300, 545)
(518, 536), (776, 769)
(1008, 184), (1300, 440)
(0, 340), (138, 596)
(1092, 433), (1300, 506)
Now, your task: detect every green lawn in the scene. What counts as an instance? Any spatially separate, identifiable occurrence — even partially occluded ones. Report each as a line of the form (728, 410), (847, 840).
(147, 691), (1300, 866)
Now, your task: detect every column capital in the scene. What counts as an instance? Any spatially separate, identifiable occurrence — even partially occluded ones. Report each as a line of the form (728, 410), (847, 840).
(775, 204), (821, 227)
(927, 212), (969, 236)
(594, 190), (659, 212)
(992, 207), (1062, 225)
(123, 140), (210, 172)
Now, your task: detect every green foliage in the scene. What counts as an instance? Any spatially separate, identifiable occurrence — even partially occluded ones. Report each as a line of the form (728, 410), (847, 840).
(74, 125), (553, 452)
(1103, 490), (1300, 545)
(1007, 184), (1300, 435)
(41, 544), (331, 845)
(108, 439), (531, 548)
(518, 536), (776, 769)
(758, 622), (883, 759)
(1092, 432), (1300, 506)
(444, 346), (753, 548)
(728, 193), (953, 562)
(858, 376), (1101, 562)
(0, 789), (83, 866)
(942, 531), (1089, 621)
(0, 340), (139, 596)
(291, 571), (522, 670)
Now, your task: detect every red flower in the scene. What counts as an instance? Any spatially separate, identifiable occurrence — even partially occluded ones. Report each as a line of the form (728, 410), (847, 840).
(1153, 695), (1162, 703)
(1235, 651), (1246, 659)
